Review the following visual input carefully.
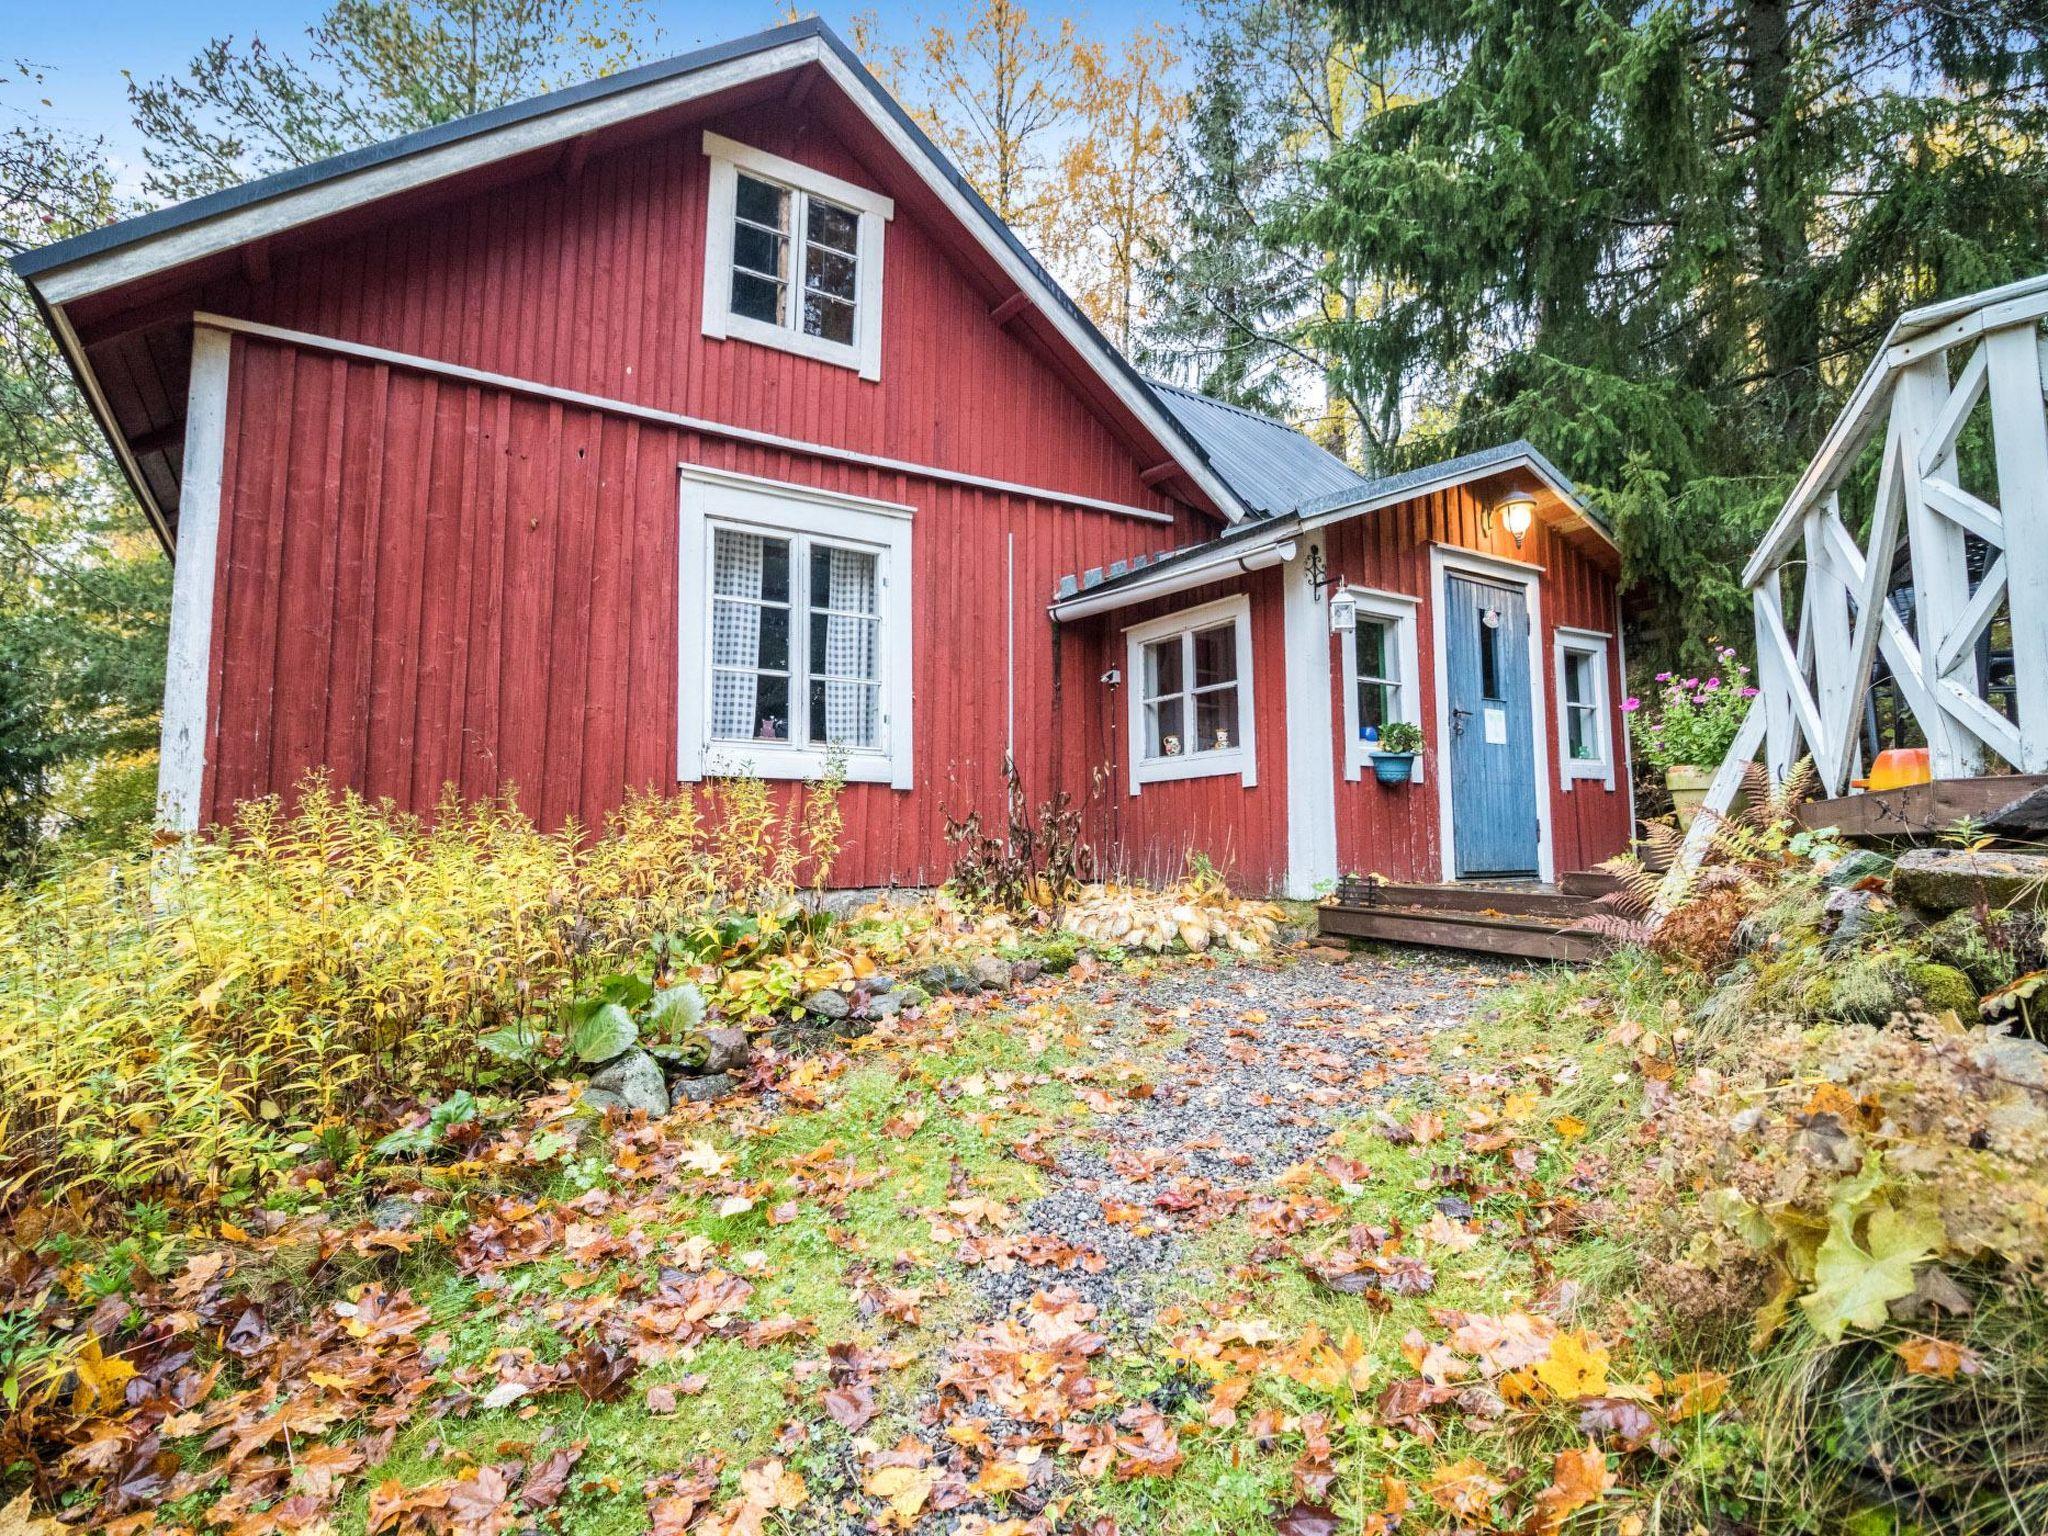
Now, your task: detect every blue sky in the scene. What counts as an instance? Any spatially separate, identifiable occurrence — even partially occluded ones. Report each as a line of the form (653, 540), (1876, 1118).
(10, 2), (1182, 194)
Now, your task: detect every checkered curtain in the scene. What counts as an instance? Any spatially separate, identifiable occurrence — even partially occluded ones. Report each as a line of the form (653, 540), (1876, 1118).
(821, 546), (877, 745)
(710, 530), (764, 739)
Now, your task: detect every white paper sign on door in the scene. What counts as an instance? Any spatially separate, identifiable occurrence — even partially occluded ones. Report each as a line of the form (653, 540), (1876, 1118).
(1483, 707), (1508, 744)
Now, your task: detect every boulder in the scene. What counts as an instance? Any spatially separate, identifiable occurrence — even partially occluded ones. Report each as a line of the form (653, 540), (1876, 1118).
(970, 955), (1015, 991)
(800, 988), (851, 1020)
(700, 1027), (750, 1075)
(917, 963), (974, 995)
(1893, 848), (2048, 915)
(587, 1048), (669, 1117)
(1011, 958), (1045, 986)
(866, 990), (907, 1019)
(1821, 887), (1881, 951)
(672, 1072), (741, 1104)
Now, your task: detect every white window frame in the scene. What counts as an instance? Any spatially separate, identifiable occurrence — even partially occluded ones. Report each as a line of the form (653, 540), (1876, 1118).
(1123, 594), (1257, 793)
(677, 464), (914, 788)
(700, 131), (893, 382)
(1337, 586), (1424, 784)
(1555, 626), (1615, 790)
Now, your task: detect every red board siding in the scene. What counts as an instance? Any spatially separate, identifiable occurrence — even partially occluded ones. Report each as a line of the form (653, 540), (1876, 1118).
(202, 332), (1177, 886)
(1058, 570), (1290, 893)
(1319, 488), (1631, 882)
(181, 97), (1201, 533)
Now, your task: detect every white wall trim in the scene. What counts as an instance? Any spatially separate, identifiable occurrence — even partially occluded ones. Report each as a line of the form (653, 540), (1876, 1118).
(1429, 547), (1556, 883)
(700, 130), (892, 381)
(1553, 626), (1616, 791)
(1337, 585), (1425, 785)
(678, 465), (914, 789)
(191, 312), (1174, 524)
(1282, 544), (1338, 898)
(157, 325), (231, 831)
(1615, 590), (1638, 833)
(1123, 593), (1257, 793)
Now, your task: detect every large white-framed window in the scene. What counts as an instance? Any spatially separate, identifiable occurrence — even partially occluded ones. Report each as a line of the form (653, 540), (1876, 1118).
(1555, 627), (1614, 790)
(701, 131), (893, 382)
(1337, 586), (1424, 783)
(1124, 594), (1257, 793)
(678, 464), (914, 788)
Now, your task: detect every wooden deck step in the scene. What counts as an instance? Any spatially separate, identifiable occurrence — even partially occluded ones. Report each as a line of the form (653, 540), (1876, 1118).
(1316, 901), (1609, 963)
(1336, 879), (1593, 919)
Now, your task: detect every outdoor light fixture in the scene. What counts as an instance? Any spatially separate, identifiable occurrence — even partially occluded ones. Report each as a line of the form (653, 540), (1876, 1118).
(1329, 590), (1357, 633)
(1487, 493), (1537, 549)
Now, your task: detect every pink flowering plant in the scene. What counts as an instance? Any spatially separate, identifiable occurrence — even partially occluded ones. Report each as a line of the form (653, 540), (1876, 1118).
(1623, 646), (1757, 771)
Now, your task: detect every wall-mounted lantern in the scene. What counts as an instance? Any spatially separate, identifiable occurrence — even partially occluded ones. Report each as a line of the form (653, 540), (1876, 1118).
(1485, 493), (1537, 550)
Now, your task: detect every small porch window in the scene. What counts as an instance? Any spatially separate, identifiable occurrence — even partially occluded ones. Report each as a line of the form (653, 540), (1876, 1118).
(1338, 587), (1423, 782)
(1555, 628), (1614, 789)
(1124, 595), (1257, 792)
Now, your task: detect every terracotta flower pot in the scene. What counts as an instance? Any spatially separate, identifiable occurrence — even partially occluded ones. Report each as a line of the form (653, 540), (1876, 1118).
(1666, 765), (1715, 830)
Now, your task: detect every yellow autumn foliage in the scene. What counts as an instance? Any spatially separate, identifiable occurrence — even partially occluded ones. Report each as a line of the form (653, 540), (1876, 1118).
(0, 773), (840, 1208)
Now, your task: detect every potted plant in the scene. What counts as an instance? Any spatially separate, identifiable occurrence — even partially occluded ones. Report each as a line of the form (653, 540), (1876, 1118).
(1369, 721), (1425, 785)
(1624, 646), (1756, 828)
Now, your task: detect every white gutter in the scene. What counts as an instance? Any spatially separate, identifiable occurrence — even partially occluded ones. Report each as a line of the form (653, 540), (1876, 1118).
(1049, 536), (1297, 621)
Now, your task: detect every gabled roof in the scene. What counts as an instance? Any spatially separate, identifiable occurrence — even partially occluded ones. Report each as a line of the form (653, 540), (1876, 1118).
(1148, 380), (1369, 519)
(1050, 437), (1615, 618)
(13, 18), (1254, 543)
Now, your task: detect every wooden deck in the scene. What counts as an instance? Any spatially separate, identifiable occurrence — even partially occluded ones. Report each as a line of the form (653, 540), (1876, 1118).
(1316, 875), (1610, 963)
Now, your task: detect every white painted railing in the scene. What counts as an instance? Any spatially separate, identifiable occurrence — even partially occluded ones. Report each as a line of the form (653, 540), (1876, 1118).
(1676, 272), (2048, 876)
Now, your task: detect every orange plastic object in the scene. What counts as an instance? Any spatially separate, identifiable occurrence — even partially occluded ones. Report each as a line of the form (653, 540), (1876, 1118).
(1851, 747), (1931, 792)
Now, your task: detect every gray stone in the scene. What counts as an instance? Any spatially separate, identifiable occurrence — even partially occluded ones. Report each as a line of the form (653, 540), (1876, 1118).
(1822, 887), (1881, 951)
(580, 1088), (626, 1116)
(1276, 925), (1310, 946)
(866, 974), (897, 995)
(866, 989), (907, 1019)
(1823, 848), (1893, 889)
(918, 964), (973, 994)
(370, 1195), (424, 1231)
(700, 1027), (750, 1075)
(970, 955), (1015, 991)
(1012, 958), (1045, 985)
(587, 1048), (669, 1117)
(1894, 847), (2048, 915)
(672, 1071), (741, 1103)
(800, 988), (851, 1020)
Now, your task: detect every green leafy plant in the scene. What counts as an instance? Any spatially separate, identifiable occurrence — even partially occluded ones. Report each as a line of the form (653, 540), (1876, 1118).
(1374, 721), (1424, 755)
(1626, 646), (1756, 770)
(561, 973), (706, 1065)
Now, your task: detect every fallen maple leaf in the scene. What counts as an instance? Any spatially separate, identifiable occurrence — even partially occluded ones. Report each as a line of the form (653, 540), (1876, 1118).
(1273, 1501), (1337, 1536)
(1534, 1330), (1610, 1401)
(1527, 1444), (1614, 1533)
(823, 1380), (879, 1431)
(1895, 1336), (1985, 1380)
(863, 1464), (938, 1529)
(1422, 1457), (1504, 1520)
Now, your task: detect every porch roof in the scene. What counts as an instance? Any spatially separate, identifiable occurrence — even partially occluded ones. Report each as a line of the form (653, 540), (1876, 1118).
(1049, 438), (1614, 620)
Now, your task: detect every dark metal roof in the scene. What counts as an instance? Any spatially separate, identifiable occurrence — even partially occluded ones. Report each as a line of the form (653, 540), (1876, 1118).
(1149, 380), (1368, 519)
(11, 18), (1249, 523)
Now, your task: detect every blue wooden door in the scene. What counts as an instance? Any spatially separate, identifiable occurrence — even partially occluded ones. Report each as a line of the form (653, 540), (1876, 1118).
(1443, 575), (1540, 877)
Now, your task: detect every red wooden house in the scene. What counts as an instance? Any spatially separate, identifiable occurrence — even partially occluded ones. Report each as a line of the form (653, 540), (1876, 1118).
(14, 19), (1634, 899)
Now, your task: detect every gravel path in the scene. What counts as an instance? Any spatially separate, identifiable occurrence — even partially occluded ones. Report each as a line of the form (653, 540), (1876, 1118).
(973, 944), (1526, 1330)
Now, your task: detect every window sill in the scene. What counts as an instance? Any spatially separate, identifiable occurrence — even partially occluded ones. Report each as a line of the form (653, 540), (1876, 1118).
(716, 313), (871, 379)
(1130, 748), (1252, 790)
(699, 743), (905, 786)
(1561, 759), (1614, 789)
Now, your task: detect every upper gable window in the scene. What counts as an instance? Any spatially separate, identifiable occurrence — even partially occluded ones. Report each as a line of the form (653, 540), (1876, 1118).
(701, 131), (893, 381)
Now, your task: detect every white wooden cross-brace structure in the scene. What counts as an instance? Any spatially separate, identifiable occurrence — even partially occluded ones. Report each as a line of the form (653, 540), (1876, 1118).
(1678, 271), (2048, 872)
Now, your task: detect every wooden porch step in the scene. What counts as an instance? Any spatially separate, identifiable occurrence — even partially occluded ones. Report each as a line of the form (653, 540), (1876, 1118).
(1335, 879), (1592, 919)
(1316, 901), (1609, 964)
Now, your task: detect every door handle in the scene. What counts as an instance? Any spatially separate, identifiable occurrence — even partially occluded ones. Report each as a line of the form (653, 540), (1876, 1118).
(1451, 707), (1472, 736)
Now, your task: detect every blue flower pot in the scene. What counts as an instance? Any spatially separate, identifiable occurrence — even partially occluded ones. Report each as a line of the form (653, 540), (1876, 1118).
(1370, 751), (1417, 785)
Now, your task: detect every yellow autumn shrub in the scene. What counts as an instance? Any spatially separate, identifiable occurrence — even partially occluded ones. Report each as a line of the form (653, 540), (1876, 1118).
(0, 773), (840, 1209)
